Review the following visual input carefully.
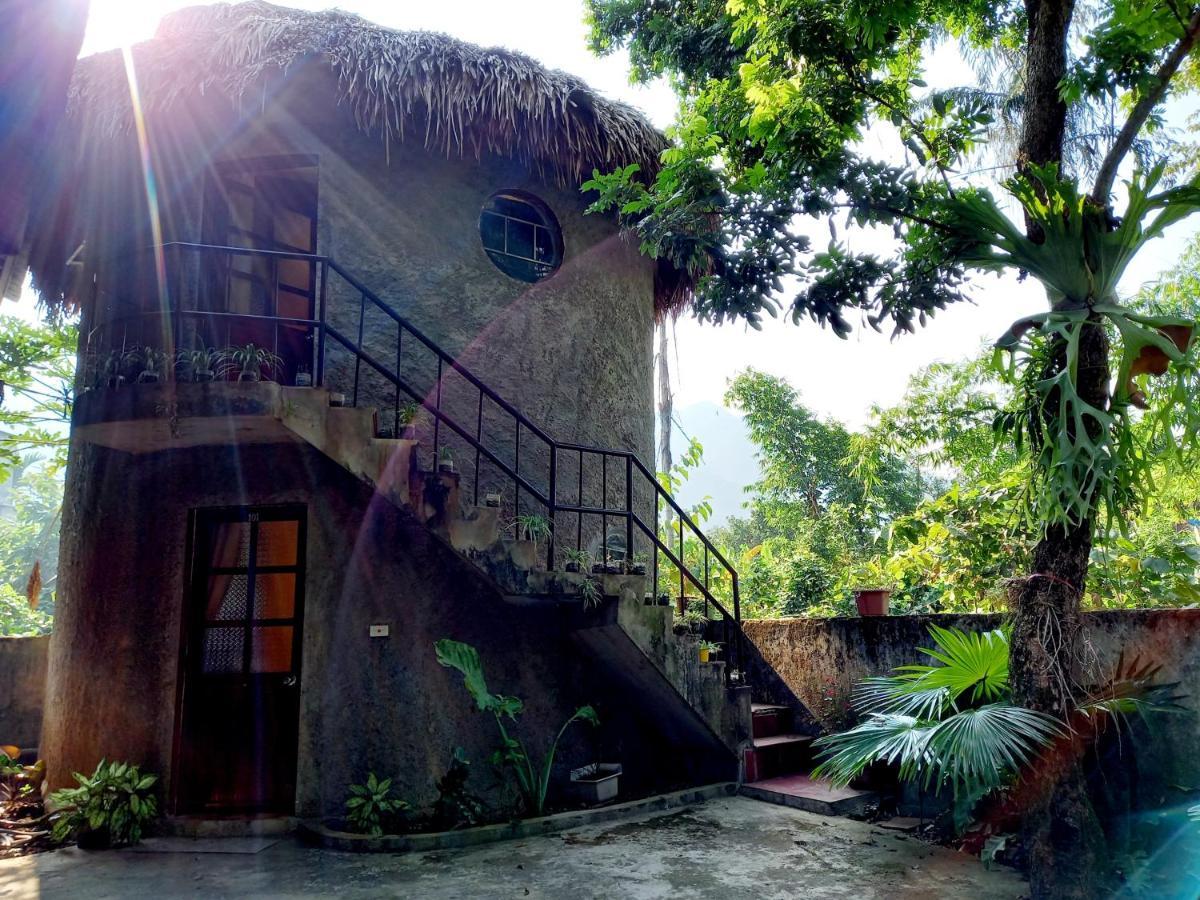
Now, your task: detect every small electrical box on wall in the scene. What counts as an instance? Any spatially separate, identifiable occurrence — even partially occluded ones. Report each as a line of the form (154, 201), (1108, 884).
(369, 624), (390, 638)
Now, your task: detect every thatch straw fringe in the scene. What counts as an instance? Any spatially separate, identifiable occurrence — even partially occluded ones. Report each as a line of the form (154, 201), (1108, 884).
(67, 1), (666, 186)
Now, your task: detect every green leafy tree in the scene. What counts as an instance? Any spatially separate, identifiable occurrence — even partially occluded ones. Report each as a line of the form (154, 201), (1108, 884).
(0, 316), (75, 476)
(586, 3), (1200, 892)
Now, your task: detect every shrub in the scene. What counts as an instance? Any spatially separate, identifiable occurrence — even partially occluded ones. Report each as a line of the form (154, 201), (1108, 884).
(50, 760), (157, 847)
(345, 772), (408, 837)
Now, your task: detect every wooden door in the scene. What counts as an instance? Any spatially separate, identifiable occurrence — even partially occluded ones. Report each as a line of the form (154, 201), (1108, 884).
(198, 158), (318, 383)
(175, 506), (306, 815)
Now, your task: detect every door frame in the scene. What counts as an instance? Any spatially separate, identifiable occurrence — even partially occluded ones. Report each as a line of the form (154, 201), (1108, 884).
(170, 503), (309, 815)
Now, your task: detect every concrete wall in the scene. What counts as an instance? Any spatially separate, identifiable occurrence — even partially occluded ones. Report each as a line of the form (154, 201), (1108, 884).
(743, 611), (1200, 805)
(0, 635), (48, 750)
(44, 436), (689, 818)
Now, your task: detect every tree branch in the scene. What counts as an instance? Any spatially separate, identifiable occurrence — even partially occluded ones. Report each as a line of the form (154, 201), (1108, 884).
(1089, 6), (1200, 205)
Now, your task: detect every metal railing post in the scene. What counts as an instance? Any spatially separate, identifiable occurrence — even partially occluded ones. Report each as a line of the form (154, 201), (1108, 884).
(315, 260), (328, 386)
(624, 454), (633, 567)
(353, 290), (366, 406)
(548, 445), (557, 570)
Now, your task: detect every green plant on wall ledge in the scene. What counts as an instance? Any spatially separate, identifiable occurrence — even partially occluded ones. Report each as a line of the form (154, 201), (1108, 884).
(579, 576), (603, 610)
(512, 514), (552, 545)
(435, 638), (597, 817)
(220, 343), (282, 383)
(345, 772), (408, 837)
(49, 759), (157, 848)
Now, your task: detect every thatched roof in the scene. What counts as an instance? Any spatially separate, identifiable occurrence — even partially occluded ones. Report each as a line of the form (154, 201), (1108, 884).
(68, 1), (669, 185)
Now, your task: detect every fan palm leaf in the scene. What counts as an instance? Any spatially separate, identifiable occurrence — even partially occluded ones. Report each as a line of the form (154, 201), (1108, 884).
(926, 703), (1064, 793)
(812, 714), (938, 787)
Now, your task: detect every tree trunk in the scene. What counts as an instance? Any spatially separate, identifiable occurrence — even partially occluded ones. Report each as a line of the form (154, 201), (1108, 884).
(656, 321), (673, 477)
(1009, 317), (1111, 898)
(1011, 2), (1109, 896)
(1017, 0), (1076, 176)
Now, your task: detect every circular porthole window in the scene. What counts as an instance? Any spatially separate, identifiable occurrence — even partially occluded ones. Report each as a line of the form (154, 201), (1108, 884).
(479, 191), (563, 283)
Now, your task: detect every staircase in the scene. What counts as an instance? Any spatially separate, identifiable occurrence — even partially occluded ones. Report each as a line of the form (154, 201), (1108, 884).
(80, 241), (880, 800)
(740, 702), (876, 816)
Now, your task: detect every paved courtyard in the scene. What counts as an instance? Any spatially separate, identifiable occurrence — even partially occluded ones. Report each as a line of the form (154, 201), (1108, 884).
(0, 796), (1026, 899)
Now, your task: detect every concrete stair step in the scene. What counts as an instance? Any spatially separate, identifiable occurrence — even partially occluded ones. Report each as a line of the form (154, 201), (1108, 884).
(741, 773), (877, 818)
(752, 733), (811, 750)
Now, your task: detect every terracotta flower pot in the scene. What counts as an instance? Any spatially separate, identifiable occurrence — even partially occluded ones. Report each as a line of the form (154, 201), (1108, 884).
(854, 588), (891, 616)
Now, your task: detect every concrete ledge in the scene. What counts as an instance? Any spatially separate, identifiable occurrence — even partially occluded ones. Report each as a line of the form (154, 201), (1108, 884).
(160, 816), (298, 838)
(297, 782), (737, 852)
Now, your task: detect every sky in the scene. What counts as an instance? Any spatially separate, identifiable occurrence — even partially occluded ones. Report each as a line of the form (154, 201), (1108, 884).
(20, 0), (1200, 456)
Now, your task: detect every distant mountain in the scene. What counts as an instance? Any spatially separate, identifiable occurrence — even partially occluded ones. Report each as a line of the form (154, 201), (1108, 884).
(665, 401), (760, 526)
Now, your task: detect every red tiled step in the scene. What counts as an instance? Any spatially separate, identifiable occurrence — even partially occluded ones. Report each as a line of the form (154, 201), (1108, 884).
(751, 704), (791, 739)
(742, 773), (877, 817)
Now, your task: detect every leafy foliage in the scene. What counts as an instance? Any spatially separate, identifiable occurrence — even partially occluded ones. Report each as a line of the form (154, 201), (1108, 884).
(435, 639), (598, 817)
(49, 760), (158, 847)
(813, 626), (1062, 797)
(432, 747), (485, 830)
(0, 316), (74, 478)
(345, 772), (408, 837)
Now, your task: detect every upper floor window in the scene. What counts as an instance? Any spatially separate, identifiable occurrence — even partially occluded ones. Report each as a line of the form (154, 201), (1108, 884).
(479, 192), (563, 283)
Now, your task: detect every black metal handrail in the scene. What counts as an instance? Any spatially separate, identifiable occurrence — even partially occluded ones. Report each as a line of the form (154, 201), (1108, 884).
(85, 242), (745, 680)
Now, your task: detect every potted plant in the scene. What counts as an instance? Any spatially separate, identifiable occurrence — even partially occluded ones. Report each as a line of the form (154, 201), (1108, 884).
(850, 560), (894, 616)
(603, 555), (622, 575)
(222, 343), (282, 382)
(579, 576), (603, 610)
(563, 548), (590, 574)
(134, 346), (169, 383)
(95, 348), (137, 389)
(624, 553), (647, 576)
(176, 347), (222, 383)
(484, 492), (503, 508)
(438, 447), (456, 474)
(398, 402), (419, 437)
(698, 640), (722, 664)
(510, 514), (551, 570)
(568, 763), (622, 805)
(657, 592), (671, 607)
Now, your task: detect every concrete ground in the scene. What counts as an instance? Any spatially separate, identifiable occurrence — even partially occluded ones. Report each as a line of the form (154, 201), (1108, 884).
(0, 796), (1027, 899)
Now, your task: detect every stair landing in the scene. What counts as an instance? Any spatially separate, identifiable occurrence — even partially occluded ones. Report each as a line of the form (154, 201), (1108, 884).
(741, 774), (876, 817)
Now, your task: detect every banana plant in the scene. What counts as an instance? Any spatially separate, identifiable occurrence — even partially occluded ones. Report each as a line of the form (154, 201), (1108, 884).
(434, 639), (598, 817)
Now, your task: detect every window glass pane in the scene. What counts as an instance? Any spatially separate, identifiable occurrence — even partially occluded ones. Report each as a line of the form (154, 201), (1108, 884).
(506, 218), (535, 260)
(203, 627), (244, 673)
(208, 522), (250, 568)
(251, 626), (294, 673)
(206, 574), (249, 621)
(534, 226), (554, 262)
(277, 259), (311, 293)
(254, 574), (296, 620)
(256, 520), (299, 566)
(490, 195), (536, 221)
(480, 211), (505, 252)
